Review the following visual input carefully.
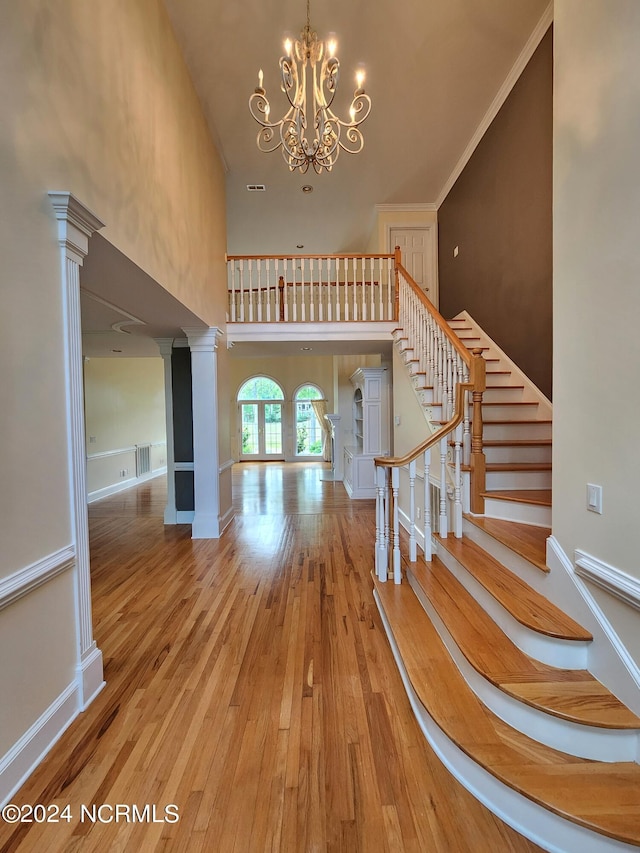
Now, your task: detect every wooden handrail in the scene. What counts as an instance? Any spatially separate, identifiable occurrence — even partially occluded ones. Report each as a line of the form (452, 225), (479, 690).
(375, 382), (471, 469)
(396, 261), (472, 367)
(227, 253), (395, 261)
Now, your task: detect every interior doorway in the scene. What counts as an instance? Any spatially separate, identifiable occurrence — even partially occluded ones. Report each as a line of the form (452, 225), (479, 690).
(389, 225), (439, 307)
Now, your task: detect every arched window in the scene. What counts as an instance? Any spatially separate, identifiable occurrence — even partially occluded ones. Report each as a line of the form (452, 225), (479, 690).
(294, 384), (324, 457)
(238, 376), (284, 401)
(237, 376), (284, 458)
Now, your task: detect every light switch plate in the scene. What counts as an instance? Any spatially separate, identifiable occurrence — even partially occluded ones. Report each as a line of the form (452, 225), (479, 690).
(587, 483), (603, 514)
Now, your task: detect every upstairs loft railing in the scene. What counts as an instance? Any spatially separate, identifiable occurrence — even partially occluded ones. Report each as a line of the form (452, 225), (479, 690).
(227, 253), (398, 323)
(374, 262), (486, 584)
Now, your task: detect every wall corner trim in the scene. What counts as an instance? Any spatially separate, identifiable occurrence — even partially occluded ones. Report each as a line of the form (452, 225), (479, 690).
(574, 549), (640, 612)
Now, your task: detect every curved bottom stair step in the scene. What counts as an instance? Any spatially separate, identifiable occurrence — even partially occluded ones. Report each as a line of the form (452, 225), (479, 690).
(463, 515), (550, 573)
(373, 576), (640, 852)
(433, 533), (590, 641)
(407, 554), (640, 732)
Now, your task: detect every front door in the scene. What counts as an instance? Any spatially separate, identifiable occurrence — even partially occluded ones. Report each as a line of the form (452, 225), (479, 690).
(389, 226), (438, 307)
(240, 402), (284, 460)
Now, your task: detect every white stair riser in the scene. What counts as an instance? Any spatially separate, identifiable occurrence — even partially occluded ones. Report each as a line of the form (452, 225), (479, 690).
(485, 470), (552, 490)
(483, 422), (552, 440)
(483, 496), (552, 528)
(481, 404), (540, 421)
(483, 387), (526, 403)
(484, 372), (513, 386)
(484, 445), (552, 465)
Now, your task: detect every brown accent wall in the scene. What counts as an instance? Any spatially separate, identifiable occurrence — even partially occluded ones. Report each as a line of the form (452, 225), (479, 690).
(438, 29), (553, 398)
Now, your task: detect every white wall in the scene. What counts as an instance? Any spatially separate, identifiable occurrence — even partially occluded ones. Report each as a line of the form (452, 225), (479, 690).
(0, 0), (227, 792)
(553, 1), (640, 660)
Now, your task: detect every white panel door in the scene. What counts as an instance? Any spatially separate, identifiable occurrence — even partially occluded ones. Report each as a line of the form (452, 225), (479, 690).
(389, 226), (438, 307)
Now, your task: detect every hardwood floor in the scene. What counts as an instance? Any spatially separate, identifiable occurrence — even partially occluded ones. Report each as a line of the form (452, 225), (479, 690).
(0, 464), (542, 852)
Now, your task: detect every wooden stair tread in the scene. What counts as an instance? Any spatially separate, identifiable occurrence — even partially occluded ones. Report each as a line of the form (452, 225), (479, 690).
(483, 489), (552, 507)
(408, 557), (640, 729)
(374, 578), (640, 846)
(464, 515), (550, 571)
(435, 533), (591, 641)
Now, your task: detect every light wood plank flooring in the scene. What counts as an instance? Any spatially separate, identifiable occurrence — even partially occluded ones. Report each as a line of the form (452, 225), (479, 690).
(0, 463), (542, 852)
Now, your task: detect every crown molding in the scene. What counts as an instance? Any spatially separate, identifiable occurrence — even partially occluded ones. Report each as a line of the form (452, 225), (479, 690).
(436, 2), (554, 209)
(375, 203), (437, 213)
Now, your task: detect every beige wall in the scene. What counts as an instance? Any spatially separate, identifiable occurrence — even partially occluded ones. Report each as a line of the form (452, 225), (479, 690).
(84, 357), (166, 494)
(553, 1), (640, 653)
(0, 0), (227, 781)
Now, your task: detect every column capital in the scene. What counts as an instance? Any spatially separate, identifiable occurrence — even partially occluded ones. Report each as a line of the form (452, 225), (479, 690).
(154, 337), (175, 358)
(48, 191), (104, 264)
(183, 326), (224, 353)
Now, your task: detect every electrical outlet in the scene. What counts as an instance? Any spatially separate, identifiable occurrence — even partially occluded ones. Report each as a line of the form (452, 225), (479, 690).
(416, 506), (421, 520)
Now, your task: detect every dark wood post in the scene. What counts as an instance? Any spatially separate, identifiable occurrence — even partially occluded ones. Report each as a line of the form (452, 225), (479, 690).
(278, 276), (285, 322)
(470, 347), (486, 514)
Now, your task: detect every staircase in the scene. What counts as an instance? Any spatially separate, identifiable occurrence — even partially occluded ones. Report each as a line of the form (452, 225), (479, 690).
(376, 302), (640, 851)
(449, 311), (553, 527)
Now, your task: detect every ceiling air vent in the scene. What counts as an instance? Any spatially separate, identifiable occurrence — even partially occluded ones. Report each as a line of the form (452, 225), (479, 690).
(246, 184), (266, 192)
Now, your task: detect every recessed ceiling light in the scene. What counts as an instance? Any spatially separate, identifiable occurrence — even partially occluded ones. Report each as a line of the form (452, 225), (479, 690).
(111, 349), (122, 353)
(301, 346), (312, 351)
(301, 185), (313, 193)
(296, 244), (304, 249)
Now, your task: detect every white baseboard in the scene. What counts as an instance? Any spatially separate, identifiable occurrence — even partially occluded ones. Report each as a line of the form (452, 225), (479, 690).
(219, 505), (235, 534)
(87, 468), (167, 504)
(176, 511), (195, 524)
(0, 681), (79, 808)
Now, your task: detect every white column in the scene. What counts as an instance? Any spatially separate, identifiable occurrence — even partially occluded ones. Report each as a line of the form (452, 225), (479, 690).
(49, 191), (105, 709)
(183, 327), (224, 539)
(155, 338), (177, 524)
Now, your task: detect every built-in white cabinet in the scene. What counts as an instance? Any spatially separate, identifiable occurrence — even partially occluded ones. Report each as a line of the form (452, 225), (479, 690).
(343, 367), (389, 499)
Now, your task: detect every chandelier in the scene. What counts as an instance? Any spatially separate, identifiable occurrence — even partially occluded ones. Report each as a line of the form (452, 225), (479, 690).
(249, 0), (372, 174)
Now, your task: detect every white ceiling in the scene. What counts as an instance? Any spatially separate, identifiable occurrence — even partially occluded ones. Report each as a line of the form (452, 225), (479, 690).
(164, 0), (551, 254)
(81, 0), (551, 357)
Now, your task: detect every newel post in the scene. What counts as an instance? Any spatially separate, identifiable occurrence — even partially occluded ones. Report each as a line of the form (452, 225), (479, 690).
(470, 347), (486, 514)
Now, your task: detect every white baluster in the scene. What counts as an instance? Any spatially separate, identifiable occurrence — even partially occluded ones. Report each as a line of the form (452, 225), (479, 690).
(439, 435), (448, 537)
(409, 460), (417, 562)
(230, 262), (237, 322)
(239, 259), (246, 322)
(454, 422), (463, 538)
(392, 466), (401, 583)
(352, 257), (358, 321)
(376, 466), (387, 581)
(423, 449), (432, 561)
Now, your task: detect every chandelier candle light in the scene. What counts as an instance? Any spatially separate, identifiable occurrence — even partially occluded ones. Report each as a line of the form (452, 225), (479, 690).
(249, 0), (372, 174)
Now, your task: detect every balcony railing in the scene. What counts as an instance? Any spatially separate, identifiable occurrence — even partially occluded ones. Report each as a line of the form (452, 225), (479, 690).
(227, 253), (398, 323)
